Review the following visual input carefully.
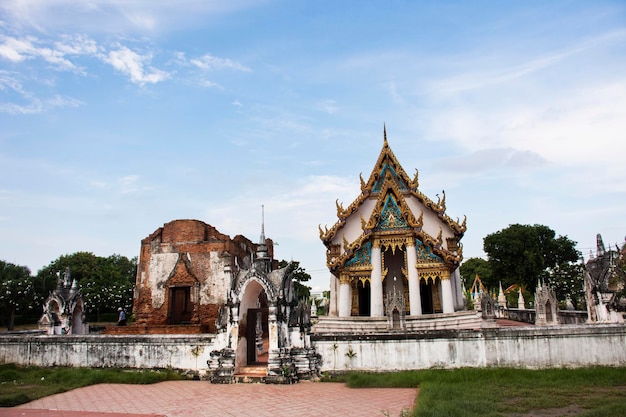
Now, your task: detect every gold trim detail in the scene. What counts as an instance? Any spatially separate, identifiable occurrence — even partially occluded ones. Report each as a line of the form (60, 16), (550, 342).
(417, 263), (451, 282)
(339, 273), (352, 285)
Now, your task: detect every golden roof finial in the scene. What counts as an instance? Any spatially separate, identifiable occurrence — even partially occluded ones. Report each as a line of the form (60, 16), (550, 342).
(383, 123), (388, 146)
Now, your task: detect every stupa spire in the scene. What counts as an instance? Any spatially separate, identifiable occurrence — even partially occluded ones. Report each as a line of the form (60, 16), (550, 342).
(260, 204), (266, 243)
(255, 204), (271, 271)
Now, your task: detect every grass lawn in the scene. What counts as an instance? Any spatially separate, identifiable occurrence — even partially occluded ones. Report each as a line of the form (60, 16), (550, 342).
(343, 367), (626, 417)
(2, 365), (625, 416)
(0, 364), (186, 407)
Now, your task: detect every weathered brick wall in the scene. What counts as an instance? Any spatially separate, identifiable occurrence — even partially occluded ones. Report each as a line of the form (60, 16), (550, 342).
(133, 220), (264, 333)
(103, 324), (209, 335)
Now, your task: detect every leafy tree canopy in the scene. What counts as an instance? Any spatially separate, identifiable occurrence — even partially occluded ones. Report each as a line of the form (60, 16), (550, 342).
(610, 242), (626, 301)
(0, 260), (35, 330)
(459, 257), (494, 290)
(483, 224), (580, 291)
(36, 252), (137, 318)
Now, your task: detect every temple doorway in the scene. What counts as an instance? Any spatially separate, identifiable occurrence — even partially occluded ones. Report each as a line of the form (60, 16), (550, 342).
(420, 280), (434, 314)
(237, 279), (269, 367)
(382, 245), (409, 312)
(246, 307), (269, 364)
(357, 280), (371, 316)
(169, 286), (192, 324)
(420, 278), (443, 314)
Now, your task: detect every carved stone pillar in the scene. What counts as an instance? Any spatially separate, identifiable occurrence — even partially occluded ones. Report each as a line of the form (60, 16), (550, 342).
(370, 241), (384, 317)
(268, 305), (278, 350)
(338, 275), (352, 317)
(229, 304), (239, 349)
(406, 240), (422, 316)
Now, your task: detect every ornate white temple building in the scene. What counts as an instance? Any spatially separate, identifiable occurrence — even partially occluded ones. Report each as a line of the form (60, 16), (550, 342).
(316, 128), (480, 332)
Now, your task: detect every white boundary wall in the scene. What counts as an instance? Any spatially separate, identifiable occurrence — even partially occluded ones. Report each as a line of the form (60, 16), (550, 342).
(312, 324), (626, 371)
(0, 334), (217, 372)
(0, 325), (625, 372)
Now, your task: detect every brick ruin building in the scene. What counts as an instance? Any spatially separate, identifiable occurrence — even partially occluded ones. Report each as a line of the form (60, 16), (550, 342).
(129, 219), (272, 333)
(108, 218), (319, 382)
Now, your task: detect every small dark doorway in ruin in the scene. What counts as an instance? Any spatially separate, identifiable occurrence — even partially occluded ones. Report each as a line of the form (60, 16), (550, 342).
(546, 301), (553, 323)
(169, 286), (192, 324)
(246, 307), (269, 364)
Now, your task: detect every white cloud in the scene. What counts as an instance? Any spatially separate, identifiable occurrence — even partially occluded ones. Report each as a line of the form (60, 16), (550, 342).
(445, 148), (547, 174)
(199, 80), (223, 89)
(316, 99), (337, 114)
(46, 94), (83, 108)
(0, 34), (86, 74)
(0, 0), (266, 34)
(190, 53), (251, 72)
(0, 35), (31, 61)
(54, 34), (99, 56)
(201, 174), (357, 288)
(0, 70), (84, 113)
(103, 46), (169, 85)
(0, 70), (25, 92)
(118, 175), (140, 194)
(424, 79), (626, 171)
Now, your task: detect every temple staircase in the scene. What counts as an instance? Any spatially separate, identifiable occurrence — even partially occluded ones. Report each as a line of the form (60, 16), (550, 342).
(234, 364), (267, 383)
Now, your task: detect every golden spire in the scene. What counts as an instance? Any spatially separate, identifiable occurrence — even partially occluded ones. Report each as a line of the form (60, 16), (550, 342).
(383, 123), (388, 146)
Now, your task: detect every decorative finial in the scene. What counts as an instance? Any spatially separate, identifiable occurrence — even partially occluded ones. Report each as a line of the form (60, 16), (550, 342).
(383, 123), (388, 145)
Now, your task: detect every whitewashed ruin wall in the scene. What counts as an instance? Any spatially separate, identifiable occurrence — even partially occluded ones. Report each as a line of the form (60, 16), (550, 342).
(0, 334), (216, 372)
(312, 324), (626, 371)
(0, 325), (624, 372)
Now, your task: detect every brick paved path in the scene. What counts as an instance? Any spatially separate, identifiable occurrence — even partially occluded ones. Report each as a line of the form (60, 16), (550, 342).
(1, 381), (417, 417)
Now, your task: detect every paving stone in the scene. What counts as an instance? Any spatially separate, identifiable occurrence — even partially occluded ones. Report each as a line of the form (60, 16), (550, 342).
(0, 381), (417, 417)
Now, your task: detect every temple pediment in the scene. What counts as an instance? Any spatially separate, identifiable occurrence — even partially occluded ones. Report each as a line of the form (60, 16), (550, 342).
(321, 128), (465, 272)
(320, 127), (466, 247)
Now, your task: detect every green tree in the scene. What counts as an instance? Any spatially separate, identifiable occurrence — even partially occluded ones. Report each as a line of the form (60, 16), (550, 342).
(278, 260), (312, 300)
(459, 257), (494, 290)
(609, 242), (626, 302)
(483, 224), (580, 292)
(0, 261), (36, 330)
(36, 252), (136, 322)
(35, 252), (99, 302)
(548, 262), (584, 309)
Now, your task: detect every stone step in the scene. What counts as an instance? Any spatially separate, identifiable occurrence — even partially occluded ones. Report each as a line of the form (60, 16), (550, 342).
(234, 365), (268, 383)
(237, 365), (267, 375)
(234, 374), (266, 384)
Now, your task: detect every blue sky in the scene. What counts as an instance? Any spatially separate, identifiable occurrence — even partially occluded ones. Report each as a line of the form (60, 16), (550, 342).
(1, 0), (625, 292)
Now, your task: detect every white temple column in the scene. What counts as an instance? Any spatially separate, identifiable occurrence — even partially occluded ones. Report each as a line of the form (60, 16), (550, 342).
(370, 242), (384, 317)
(338, 276), (352, 317)
(452, 269), (463, 310)
(441, 276), (455, 314)
(329, 273), (339, 316)
(406, 241), (422, 316)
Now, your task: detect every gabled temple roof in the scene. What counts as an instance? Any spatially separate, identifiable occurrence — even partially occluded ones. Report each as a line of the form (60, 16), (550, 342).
(319, 127), (466, 246)
(325, 173), (463, 271)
